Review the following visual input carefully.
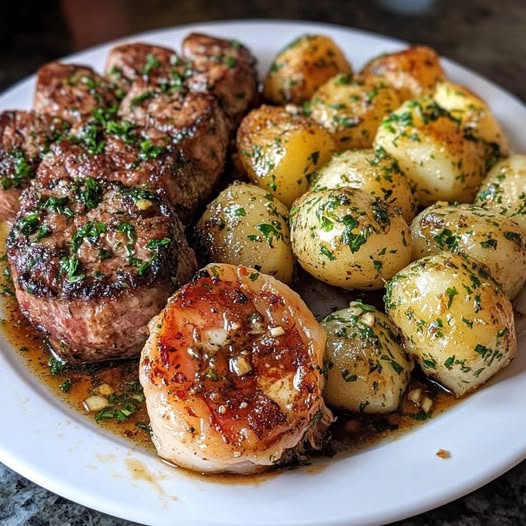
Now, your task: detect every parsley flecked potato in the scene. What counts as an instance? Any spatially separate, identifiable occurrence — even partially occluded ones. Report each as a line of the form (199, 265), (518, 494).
(263, 34), (352, 105)
(475, 154), (526, 234)
(194, 183), (294, 284)
(290, 187), (412, 290)
(236, 105), (335, 207)
(361, 46), (445, 102)
(385, 252), (516, 397)
(322, 301), (413, 414)
(374, 98), (487, 205)
(309, 146), (417, 223)
(433, 80), (509, 163)
(309, 73), (400, 151)
(411, 202), (526, 299)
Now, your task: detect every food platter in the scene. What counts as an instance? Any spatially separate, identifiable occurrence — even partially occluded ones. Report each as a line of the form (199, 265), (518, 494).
(0, 19), (525, 526)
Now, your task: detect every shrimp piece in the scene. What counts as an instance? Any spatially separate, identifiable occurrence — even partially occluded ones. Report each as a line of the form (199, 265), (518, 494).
(139, 263), (332, 474)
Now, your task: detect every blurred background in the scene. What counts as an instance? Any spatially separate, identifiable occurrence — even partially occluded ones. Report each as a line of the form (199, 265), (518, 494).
(1, 1), (525, 525)
(0, 0), (524, 102)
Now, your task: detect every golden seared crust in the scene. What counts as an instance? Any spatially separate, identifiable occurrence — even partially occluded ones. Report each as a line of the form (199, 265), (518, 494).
(362, 46), (445, 101)
(140, 263), (331, 473)
(34, 63), (119, 125)
(182, 32), (258, 127)
(263, 34), (352, 105)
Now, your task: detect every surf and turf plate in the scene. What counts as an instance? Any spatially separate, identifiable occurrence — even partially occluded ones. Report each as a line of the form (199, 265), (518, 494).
(0, 20), (525, 526)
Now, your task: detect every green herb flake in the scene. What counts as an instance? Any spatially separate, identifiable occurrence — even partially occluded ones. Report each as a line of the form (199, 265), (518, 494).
(445, 286), (458, 308)
(320, 245), (336, 261)
(59, 379), (72, 393)
(48, 356), (67, 375)
(142, 53), (161, 75)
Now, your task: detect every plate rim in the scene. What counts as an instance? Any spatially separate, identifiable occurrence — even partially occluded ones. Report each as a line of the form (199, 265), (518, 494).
(0, 18), (525, 526)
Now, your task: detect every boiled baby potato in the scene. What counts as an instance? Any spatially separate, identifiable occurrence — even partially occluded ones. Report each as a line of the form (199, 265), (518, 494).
(263, 34), (352, 105)
(310, 147), (418, 223)
(433, 81), (509, 163)
(237, 105), (335, 207)
(290, 187), (412, 290)
(411, 202), (526, 299)
(374, 98), (486, 205)
(309, 74), (400, 151)
(194, 183), (294, 284)
(385, 252), (516, 397)
(361, 46), (445, 102)
(322, 301), (413, 413)
(475, 154), (526, 233)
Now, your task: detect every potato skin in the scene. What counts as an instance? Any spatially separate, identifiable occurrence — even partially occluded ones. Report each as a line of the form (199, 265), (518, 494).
(385, 252), (516, 397)
(475, 155), (526, 234)
(194, 183), (294, 284)
(322, 301), (413, 413)
(433, 81), (509, 163)
(237, 105), (335, 207)
(310, 147), (418, 223)
(411, 202), (526, 299)
(361, 46), (445, 102)
(310, 74), (400, 151)
(290, 188), (412, 290)
(263, 34), (352, 105)
(374, 99), (486, 205)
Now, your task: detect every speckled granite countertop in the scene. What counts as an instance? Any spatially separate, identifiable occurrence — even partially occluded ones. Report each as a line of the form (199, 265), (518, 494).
(1, 1), (525, 525)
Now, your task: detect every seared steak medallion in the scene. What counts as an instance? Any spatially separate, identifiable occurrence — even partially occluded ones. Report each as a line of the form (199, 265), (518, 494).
(37, 114), (215, 223)
(0, 110), (68, 221)
(182, 33), (258, 126)
(34, 63), (119, 125)
(7, 177), (196, 364)
(119, 87), (229, 189)
(105, 42), (189, 93)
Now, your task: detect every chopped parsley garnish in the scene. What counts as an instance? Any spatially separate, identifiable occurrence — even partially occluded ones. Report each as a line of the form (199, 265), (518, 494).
(142, 53), (161, 75)
(130, 90), (155, 108)
(341, 214), (370, 253)
(1, 149), (33, 189)
(75, 178), (104, 210)
(320, 245), (336, 261)
(60, 255), (85, 283)
(42, 196), (74, 218)
(48, 356), (67, 375)
(445, 287), (458, 308)
(146, 237), (171, 250)
(19, 212), (40, 236)
(138, 139), (165, 160)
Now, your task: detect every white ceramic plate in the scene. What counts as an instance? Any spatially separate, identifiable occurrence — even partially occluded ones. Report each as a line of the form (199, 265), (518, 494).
(0, 20), (525, 526)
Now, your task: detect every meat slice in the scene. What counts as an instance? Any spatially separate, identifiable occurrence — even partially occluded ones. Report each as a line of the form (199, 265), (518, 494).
(104, 42), (188, 93)
(0, 110), (68, 221)
(118, 87), (229, 190)
(182, 33), (258, 126)
(36, 116), (218, 223)
(7, 176), (196, 364)
(34, 63), (119, 125)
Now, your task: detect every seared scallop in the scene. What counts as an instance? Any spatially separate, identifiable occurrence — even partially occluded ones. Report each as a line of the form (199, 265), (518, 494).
(140, 263), (332, 474)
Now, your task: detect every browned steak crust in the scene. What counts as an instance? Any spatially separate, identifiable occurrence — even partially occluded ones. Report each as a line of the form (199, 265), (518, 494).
(118, 87), (229, 189)
(182, 33), (258, 126)
(105, 42), (188, 92)
(34, 63), (119, 125)
(0, 110), (69, 221)
(36, 113), (215, 223)
(7, 177), (196, 363)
